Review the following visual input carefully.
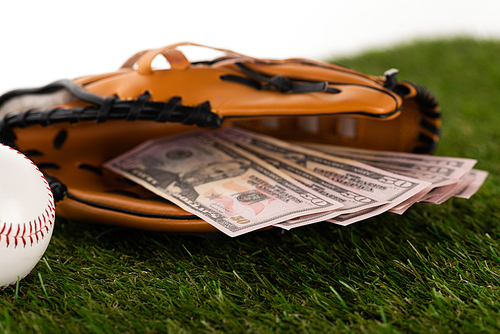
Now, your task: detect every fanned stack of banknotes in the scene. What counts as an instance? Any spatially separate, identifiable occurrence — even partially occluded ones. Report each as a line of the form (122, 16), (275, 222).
(105, 128), (488, 237)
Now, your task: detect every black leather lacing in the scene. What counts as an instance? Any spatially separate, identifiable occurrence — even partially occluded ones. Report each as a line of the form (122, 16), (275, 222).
(0, 81), (223, 145)
(96, 96), (117, 123)
(1, 96), (220, 128)
(126, 91), (151, 121)
(416, 133), (435, 145)
(393, 81), (441, 154)
(221, 62), (338, 94)
(156, 96), (181, 123)
(417, 117), (440, 135)
(44, 174), (67, 202)
(413, 84), (441, 119)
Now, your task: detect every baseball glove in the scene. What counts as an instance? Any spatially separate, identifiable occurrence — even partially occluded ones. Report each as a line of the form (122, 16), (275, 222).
(0, 42), (441, 232)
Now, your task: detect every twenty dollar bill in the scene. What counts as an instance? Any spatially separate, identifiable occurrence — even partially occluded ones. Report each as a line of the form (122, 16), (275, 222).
(104, 131), (343, 237)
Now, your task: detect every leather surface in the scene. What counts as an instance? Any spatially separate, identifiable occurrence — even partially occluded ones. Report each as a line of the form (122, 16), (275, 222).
(74, 42), (403, 120)
(1, 43), (441, 233)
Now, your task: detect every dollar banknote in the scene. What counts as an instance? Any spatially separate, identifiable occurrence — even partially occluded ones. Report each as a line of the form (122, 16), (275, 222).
(302, 143), (477, 170)
(454, 169), (489, 199)
(302, 142), (474, 184)
(301, 142), (486, 205)
(218, 128), (431, 226)
(104, 128), (487, 235)
(104, 131), (344, 237)
(214, 132), (387, 229)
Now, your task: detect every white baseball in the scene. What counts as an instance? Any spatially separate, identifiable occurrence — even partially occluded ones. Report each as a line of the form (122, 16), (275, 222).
(0, 144), (55, 288)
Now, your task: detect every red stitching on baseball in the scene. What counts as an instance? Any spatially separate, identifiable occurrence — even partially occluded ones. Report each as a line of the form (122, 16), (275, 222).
(0, 199), (55, 248)
(0, 146), (56, 250)
(0, 206), (53, 248)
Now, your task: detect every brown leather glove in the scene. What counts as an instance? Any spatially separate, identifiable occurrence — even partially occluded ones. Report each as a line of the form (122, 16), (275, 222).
(0, 42), (441, 232)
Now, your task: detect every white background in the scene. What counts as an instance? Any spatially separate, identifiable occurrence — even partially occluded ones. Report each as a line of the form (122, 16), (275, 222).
(1, 0), (499, 94)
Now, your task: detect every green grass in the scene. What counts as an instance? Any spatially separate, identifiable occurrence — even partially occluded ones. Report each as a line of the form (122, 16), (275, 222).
(2, 36), (500, 333)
